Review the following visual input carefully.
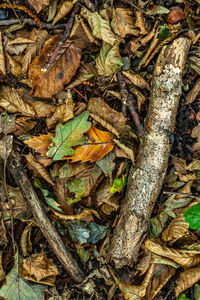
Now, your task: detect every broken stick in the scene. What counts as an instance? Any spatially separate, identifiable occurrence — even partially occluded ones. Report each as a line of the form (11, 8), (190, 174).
(8, 152), (85, 282)
(108, 37), (191, 268)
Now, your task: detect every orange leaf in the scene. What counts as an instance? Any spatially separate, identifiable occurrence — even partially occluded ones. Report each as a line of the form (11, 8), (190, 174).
(65, 126), (114, 162)
(24, 133), (53, 156)
(28, 35), (81, 98)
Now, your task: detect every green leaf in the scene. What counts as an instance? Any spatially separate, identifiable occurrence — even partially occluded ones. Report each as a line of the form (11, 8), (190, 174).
(34, 178), (62, 212)
(146, 5), (169, 15)
(81, 7), (118, 45)
(0, 253), (46, 300)
(194, 284), (200, 300)
(157, 24), (172, 41)
(67, 220), (108, 244)
(66, 177), (86, 205)
(95, 42), (123, 76)
(47, 111), (91, 161)
(184, 203), (200, 230)
(176, 294), (190, 300)
(110, 174), (127, 194)
(77, 248), (90, 263)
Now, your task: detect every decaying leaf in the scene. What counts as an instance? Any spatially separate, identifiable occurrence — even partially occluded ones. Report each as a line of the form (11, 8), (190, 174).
(0, 30), (6, 76)
(81, 7), (118, 45)
(47, 111), (91, 161)
(135, 10), (148, 35)
(65, 126), (114, 162)
(0, 252), (5, 281)
(122, 71), (150, 90)
(24, 133), (53, 156)
(162, 213), (189, 242)
(27, 0), (49, 13)
(175, 265), (200, 297)
(111, 8), (140, 38)
(67, 62), (97, 89)
(19, 249), (59, 286)
(0, 112), (16, 134)
(0, 135), (13, 161)
(0, 86), (36, 117)
(53, 0), (78, 24)
(95, 42), (123, 76)
(6, 53), (22, 77)
(25, 99), (55, 118)
(28, 35), (82, 98)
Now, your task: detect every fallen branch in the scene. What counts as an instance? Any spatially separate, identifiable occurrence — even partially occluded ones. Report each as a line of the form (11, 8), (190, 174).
(108, 37), (191, 268)
(8, 152), (85, 282)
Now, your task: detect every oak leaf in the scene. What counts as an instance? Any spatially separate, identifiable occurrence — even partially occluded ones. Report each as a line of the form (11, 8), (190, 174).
(28, 35), (82, 98)
(47, 111), (91, 161)
(65, 126), (114, 162)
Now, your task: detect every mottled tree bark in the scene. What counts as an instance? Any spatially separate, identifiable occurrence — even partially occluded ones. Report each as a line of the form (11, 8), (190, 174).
(108, 37), (191, 268)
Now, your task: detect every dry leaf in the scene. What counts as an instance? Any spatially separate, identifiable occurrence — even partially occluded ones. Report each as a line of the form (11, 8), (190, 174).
(0, 135), (13, 161)
(53, 0), (78, 24)
(13, 116), (36, 136)
(146, 264), (176, 300)
(19, 249), (59, 286)
(0, 30), (6, 76)
(175, 266), (200, 297)
(111, 8), (140, 38)
(46, 97), (75, 129)
(25, 99), (55, 118)
(0, 86), (36, 117)
(135, 10), (148, 35)
(25, 153), (54, 186)
(6, 53), (22, 77)
(24, 133), (53, 156)
(145, 238), (200, 268)
(22, 28), (48, 74)
(28, 35), (82, 98)
(136, 248), (152, 275)
(65, 126), (114, 162)
(20, 221), (35, 257)
(129, 86), (147, 112)
(51, 208), (99, 223)
(67, 62), (97, 89)
(27, 0), (49, 13)
(122, 71), (150, 90)
(162, 214), (189, 242)
(172, 157), (187, 174)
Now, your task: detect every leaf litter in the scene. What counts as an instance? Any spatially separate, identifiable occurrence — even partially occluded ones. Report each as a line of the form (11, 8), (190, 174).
(0, 0), (200, 299)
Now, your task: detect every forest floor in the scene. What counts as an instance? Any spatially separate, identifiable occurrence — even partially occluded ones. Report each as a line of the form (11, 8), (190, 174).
(0, 0), (200, 299)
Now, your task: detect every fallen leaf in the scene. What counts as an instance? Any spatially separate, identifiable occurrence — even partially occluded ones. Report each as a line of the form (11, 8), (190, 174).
(162, 213), (189, 242)
(65, 126), (114, 162)
(19, 249), (59, 286)
(47, 0), (58, 22)
(0, 112), (16, 134)
(24, 133), (53, 156)
(122, 70), (150, 90)
(51, 208), (99, 223)
(26, 99), (55, 118)
(95, 42), (123, 75)
(81, 7), (118, 45)
(0, 135), (13, 161)
(111, 8), (140, 38)
(47, 111), (91, 161)
(53, 0), (78, 24)
(28, 35), (82, 98)
(14, 116), (36, 136)
(6, 53), (22, 77)
(135, 10), (148, 35)
(0, 252), (5, 281)
(0, 30), (6, 76)
(175, 265), (200, 297)
(0, 253), (46, 300)
(27, 0), (49, 13)
(67, 62), (97, 89)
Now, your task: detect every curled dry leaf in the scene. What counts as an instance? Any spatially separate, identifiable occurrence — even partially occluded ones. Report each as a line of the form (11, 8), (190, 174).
(53, 0), (79, 24)
(20, 221), (35, 257)
(122, 71), (150, 90)
(0, 31), (6, 76)
(6, 53), (22, 77)
(186, 78), (200, 104)
(162, 213), (189, 242)
(175, 265), (200, 297)
(26, 99), (55, 118)
(0, 252), (6, 281)
(0, 86), (36, 117)
(109, 264), (154, 300)
(111, 8), (140, 38)
(65, 126), (114, 162)
(96, 180), (120, 212)
(145, 238), (200, 268)
(129, 86), (147, 112)
(146, 264), (176, 300)
(14, 116), (36, 136)
(46, 97), (75, 129)
(25, 152), (54, 186)
(95, 42), (123, 76)
(28, 35), (82, 98)
(135, 10), (148, 35)
(67, 62), (97, 89)
(81, 7), (118, 45)
(22, 28), (48, 74)
(19, 249), (59, 286)
(27, 0), (49, 13)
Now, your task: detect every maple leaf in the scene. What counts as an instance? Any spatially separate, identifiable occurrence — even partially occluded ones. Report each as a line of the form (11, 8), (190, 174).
(47, 111), (91, 161)
(65, 126), (114, 162)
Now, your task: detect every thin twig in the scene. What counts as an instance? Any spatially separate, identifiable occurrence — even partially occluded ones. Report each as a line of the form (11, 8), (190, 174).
(0, 18), (66, 29)
(163, 191), (200, 201)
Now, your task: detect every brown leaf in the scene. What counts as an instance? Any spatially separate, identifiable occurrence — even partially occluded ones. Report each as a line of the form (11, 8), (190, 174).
(27, 0), (49, 13)
(172, 157), (187, 175)
(122, 71), (150, 90)
(25, 153), (54, 186)
(50, 208), (99, 223)
(186, 78), (200, 104)
(53, 0), (78, 24)
(6, 53), (22, 77)
(162, 214), (189, 242)
(24, 133), (53, 156)
(175, 265), (200, 297)
(96, 180), (120, 211)
(13, 116), (36, 136)
(0, 30), (6, 76)
(46, 97), (75, 129)
(19, 249), (59, 286)
(67, 62), (97, 89)
(25, 99), (55, 118)
(145, 238), (200, 268)
(20, 221), (35, 257)
(65, 126), (114, 162)
(0, 86), (36, 117)
(28, 35), (82, 98)
(146, 264), (176, 300)
(135, 10), (148, 35)
(111, 8), (140, 38)
(0, 252), (5, 281)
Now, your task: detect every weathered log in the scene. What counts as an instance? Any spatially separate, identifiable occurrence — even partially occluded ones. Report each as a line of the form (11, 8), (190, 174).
(8, 152), (85, 282)
(108, 37), (191, 268)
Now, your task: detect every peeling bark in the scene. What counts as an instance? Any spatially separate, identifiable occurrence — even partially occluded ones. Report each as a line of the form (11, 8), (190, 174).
(108, 37), (191, 268)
